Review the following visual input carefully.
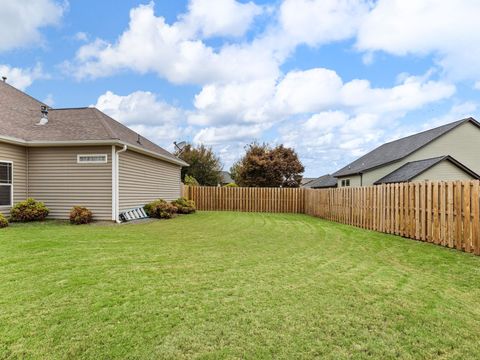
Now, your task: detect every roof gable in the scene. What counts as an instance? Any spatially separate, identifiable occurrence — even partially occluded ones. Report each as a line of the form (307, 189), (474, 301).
(333, 118), (480, 177)
(374, 155), (480, 184)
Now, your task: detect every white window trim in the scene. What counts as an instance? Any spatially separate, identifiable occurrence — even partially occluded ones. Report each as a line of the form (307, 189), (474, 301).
(0, 160), (13, 207)
(77, 154), (108, 164)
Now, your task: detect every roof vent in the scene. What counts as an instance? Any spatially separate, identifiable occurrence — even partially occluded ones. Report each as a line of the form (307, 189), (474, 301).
(37, 105), (49, 126)
(1, 76), (6, 83)
(137, 134), (142, 144)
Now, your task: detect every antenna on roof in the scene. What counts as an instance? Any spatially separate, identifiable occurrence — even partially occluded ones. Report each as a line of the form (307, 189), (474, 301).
(137, 134), (142, 144)
(174, 141), (187, 155)
(1, 76), (6, 83)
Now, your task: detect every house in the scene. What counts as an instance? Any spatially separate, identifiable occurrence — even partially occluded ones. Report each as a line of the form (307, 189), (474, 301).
(303, 174), (337, 189)
(219, 171), (234, 186)
(333, 118), (480, 187)
(0, 80), (188, 221)
(300, 177), (316, 187)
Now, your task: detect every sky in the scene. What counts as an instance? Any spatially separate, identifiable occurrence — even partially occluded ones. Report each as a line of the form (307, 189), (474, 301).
(1, 0), (480, 177)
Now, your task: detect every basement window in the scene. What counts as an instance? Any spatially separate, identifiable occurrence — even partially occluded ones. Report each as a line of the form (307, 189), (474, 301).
(77, 154), (108, 164)
(0, 162), (12, 206)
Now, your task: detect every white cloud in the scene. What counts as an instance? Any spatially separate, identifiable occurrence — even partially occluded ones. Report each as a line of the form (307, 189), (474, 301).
(68, 2), (276, 84)
(95, 90), (184, 125)
(279, 111), (386, 174)
(356, 0), (480, 81)
(180, 0), (263, 38)
(94, 90), (189, 146)
(278, 68), (454, 116)
(193, 124), (269, 145)
(0, 0), (65, 52)
(0, 64), (45, 90)
(279, 0), (369, 47)
(189, 67), (454, 129)
(274, 68), (343, 114)
(190, 79), (276, 125)
(74, 32), (89, 42)
(341, 75), (455, 115)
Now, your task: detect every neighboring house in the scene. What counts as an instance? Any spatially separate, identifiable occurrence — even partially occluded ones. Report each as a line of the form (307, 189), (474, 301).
(0, 80), (187, 221)
(219, 171), (234, 185)
(300, 177), (316, 187)
(304, 174), (337, 189)
(333, 118), (480, 187)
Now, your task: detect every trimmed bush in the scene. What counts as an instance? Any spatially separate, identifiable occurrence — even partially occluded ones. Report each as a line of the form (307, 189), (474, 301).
(70, 206), (93, 225)
(0, 213), (8, 228)
(10, 198), (49, 222)
(224, 183), (238, 187)
(171, 197), (196, 214)
(144, 199), (178, 219)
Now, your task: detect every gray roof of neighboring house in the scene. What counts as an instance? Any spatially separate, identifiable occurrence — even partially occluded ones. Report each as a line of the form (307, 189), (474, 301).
(333, 118), (480, 177)
(374, 156), (480, 185)
(301, 177), (316, 186)
(305, 174), (337, 188)
(0, 80), (187, 166)
(220, 171), (234, 184)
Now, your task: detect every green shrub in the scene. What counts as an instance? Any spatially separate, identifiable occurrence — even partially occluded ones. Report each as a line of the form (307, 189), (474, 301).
(10, 198), (49, 222)
(224, 183), (238, 187)
(0, 213), (8, 228)
(171, 197), (196, 214)
(184, 175), (199, 186)
(144, 199), (178, 219)
(70, 206), (93, 225)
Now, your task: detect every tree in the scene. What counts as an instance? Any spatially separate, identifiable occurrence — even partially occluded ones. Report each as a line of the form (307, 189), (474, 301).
(232, 142), (304, 187)
(176, 144), (222, 186)
(271, 145), (305, 187)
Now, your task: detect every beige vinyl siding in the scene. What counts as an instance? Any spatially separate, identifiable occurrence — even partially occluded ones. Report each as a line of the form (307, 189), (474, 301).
(0, 141), (28, 216)
(118, 149), (181, 211)
(27, 146), (112, 220)
(336, 175), (361, 188)
(411, 160), (474, 182)
(362, 122), (480, 186)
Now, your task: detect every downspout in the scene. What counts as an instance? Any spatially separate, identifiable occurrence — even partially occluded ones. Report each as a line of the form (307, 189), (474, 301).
(114, 144), (128, 223)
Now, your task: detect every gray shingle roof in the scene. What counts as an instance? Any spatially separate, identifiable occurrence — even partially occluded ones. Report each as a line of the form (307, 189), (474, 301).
(300, 177), (316, 186)
(305, 174), (337, 188)
(374, 156), (480, 184)
(333, 118), (480, 177)
(220, 171), (234, 184)
(0, 81), (186, 166)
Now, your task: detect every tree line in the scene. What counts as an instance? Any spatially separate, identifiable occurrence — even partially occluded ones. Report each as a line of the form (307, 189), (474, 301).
(176, 142), (304, 188)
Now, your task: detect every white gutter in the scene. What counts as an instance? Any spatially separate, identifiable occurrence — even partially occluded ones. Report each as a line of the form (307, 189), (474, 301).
(113, 144), (128, 223)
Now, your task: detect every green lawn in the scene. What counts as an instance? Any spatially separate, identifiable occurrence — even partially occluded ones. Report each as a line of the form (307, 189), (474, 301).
(1, 212), (480, 359)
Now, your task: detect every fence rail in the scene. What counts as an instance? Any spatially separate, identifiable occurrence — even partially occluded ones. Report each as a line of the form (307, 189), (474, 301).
(183, 181), (480, 255)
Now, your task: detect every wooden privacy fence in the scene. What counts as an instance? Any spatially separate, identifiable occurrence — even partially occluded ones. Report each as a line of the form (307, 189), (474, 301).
(304, 181), (480, 255)
(182, 185), (305, 213)
(183, 181), (480, 255)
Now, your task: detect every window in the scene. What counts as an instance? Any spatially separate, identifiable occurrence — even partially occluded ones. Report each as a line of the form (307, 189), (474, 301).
(0, 162), (12, 206)
(77, 154), (108, 164)
(341, 179), (351, 187)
